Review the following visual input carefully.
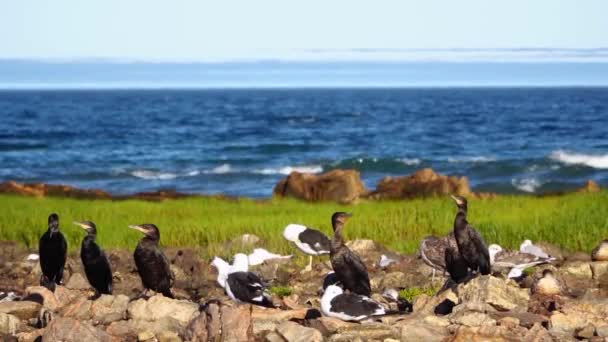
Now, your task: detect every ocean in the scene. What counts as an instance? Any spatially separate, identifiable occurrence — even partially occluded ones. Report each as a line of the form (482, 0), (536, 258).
(0, 87), (606, 197)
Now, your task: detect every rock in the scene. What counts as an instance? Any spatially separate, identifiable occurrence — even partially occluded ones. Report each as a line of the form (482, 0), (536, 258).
(315, 317), (356, 334)
(489, 311), (549, 329)
(0, 300), (41, 320)
(273, 169), (367, 204)
(0, 313), (19, 335)
(578, 180), (601, 193)
(138, 331), (155, 341)
(550, 312), (587, 336)
(591, 261), (608, 280)
(15, 329), (45, 342)
(127, 294), (199, 327)
(42, 317), (111, 341)
(25, 285), (77, 311)
(66, 272), (91, 290)
(276, 321), (323, 342)
(0, 180), (111, 199)
(457, 275), (530, 311)
(450, 324), (528, 341)
(265, 331), (286, 342)
(157, 330), (182, 342)
(449, 311), (496, 327)
(130, 317), (184, 337)
(251, 307), (310, 335)
(366, 168), (471, 200)
(523, 323), (553, 342)
(398, 316), (449, 342)
(220, 305), (252, 342)
(106, 320), (139, 340)
(184, 310), (207, 342)
(91, 294), (130, 324)
(378, 272), (407, 290)
(576, 324), (596, 339)
(346, 239), (382, 255)
(205, 303), (221, 339)
(561, 261), (593, 279)
(597, 325), (608, 338)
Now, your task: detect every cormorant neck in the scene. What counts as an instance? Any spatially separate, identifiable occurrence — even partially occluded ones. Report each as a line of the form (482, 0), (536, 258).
(454, 211), (468, 231)
(84, 233), (97, 242)
(142, 235), (159, 244)
(331, 226), (344, 250)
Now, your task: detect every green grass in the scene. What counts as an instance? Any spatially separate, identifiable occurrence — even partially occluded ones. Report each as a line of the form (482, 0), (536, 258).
(399, 287), (438, 302)
(0, 191), (606, 262)
(269, 286), (293, 297)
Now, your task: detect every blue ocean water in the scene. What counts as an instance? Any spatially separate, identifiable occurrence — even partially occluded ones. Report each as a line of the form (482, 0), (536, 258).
(0, 88), (607, 197)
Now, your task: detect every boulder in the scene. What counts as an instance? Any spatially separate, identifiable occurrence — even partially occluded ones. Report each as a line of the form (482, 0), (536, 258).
(578, 180), (601, 193)
(127, 294), (199, 327)
(0, 300), (41, 320)
(0, 313), (19, 335)
(561, 261), (593, 279)
(276, 321), (323, 342)
(0, 181), (111, 199)
(62, 294), (129, 324)
(273, 169), (367, 204)
(42, 317), (112, 341)
(220, 305), (252, 342)
(457, 275), (530, 311)
(397, 316), (449, 342)
(366, 168), (471, 200)
(449, 311), (496, 327)
(25, 285), (78, 311)
(184, 310), (208, 342)
(66, 272), (91, 290)
(105, 320), (139, 340)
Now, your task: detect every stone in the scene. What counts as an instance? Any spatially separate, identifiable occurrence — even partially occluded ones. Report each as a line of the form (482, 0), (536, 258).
(315, 317), (356, 334)
(129, 317), (184, 336)
(489, 311), (549, 329)
(398, 317), (448, 342)
(457, 275), (530, 311)
(66, 272), (91, 290)
(578, 180), (600, 193)
(450, 324), (528, 341)
(157, 330), (182, 342)
(597, 325), (608, 338)
(523, 323), (553, 342)
(0, 313), (19, 335)
(345, 239), (382, 255)
(576, 324), (596, 339)
(591, 261), (608, 280)
(276, 321), (323, 342)
(379, 272), (407, 289)
(273, 169), (367, 204)
(127, 294), (199, 327)
(205, 303), (221, 339)
(138, 331), (155, 341)
(25, 285), (77, 311)
(562, 261), (593, 279)
(42, 317), (112, 341)
(366, 168), (471, 200)
(184, 310), (207, 342)
(90, 294), (130, 324)
(106, 320), (139, 340)
(220, 305), (252, 342)
(0, 300), (41, 320)
(15, 329), (45, 342)
(265, 331), (286, 342)
(449, 311), (496, 327)
(251, 307), (310, 335)
(550, 312), (587, 335)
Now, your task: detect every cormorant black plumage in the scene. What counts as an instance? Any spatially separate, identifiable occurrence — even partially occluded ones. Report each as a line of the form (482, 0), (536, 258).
(329, 212), (371, 296)
(129, 224), (174, 298)
(444, 246), (469, 283)
(39, 213), (67, 291)
(74, 221), (112, 297)
(451, 195), (491, 275)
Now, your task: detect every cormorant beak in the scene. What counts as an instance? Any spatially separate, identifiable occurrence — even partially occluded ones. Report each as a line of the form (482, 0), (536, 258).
(73, 221), (90, 230)
(450, 195), (463, 205)
(128, 225), (148, 234)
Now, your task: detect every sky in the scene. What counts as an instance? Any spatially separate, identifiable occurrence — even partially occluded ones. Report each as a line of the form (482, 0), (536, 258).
(1, 0), (607, 61)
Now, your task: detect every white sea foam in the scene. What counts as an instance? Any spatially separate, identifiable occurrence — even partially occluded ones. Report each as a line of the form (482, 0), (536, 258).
(203, 164), (233, 174)
(549, 150), (608, 169)
(399, 158), (421, 166)
(511, 177), (542, 193)
(254, 165), (323, 175)
(131, 170), (178, 180)
(447, 156), (496, 163)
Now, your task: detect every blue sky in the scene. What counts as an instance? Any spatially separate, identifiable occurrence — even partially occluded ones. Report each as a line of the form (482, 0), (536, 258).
(1, 0), (607, 61)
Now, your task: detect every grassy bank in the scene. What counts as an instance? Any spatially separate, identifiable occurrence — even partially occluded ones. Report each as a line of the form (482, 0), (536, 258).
(0, 192), (606, 261)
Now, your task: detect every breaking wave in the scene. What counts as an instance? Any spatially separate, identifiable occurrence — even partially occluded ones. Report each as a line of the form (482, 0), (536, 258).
(549, 150), (608, 169)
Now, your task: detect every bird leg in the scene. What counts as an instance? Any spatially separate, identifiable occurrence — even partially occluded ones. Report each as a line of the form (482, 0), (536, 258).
(431, 269), (436, 283)
(301, 256), (313, 273)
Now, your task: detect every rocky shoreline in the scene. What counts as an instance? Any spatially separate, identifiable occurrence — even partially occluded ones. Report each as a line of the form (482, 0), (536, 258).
(1, 237), (607, 341)
(0, 168), (601, 203)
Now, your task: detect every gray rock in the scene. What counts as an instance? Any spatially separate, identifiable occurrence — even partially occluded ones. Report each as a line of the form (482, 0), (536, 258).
(127, 294), (199, 327)
(457, 275), (530, 311)
(0, 300), (41, 320)
(449, 311), (496, 327)
(66, 272), (91, 290)
(220, 305), (252, 342)
(42, 317), (112, 342)
(276, 321), (323, 342)
(0, 312), (20, 335)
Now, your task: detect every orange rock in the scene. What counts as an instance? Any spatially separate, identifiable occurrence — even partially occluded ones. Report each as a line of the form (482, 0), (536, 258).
(366, 168), (471, 200)
(273, 169), (367, 204)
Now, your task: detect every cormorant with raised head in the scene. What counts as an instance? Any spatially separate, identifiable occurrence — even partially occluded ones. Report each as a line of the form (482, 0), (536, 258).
(39, 213), (67, 291)
(450, 195), (491, 276)
(329, 212), (371, 296)
(129, 224), (174, 298)
(74, 220), (112, 298)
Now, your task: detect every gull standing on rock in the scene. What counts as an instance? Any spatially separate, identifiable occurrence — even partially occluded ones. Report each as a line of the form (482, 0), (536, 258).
(74, 220), (113, 298)
(330, 212), (371, 296)
(129, 224), (175, 298)
(450, 195), (491, 276)
(39, 213), (67, 291)
(283, 224), (331, 272)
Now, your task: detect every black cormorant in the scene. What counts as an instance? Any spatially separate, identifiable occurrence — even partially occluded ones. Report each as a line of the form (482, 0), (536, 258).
(444, 246), (469, 284)
(74, 221), (112, 297)
(329, 212), (371, 296)
(451, 195), (491, 276)
(129, 224), (174, 298)
(39, 213), (67, 291)
(283, 224), (331, 272)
